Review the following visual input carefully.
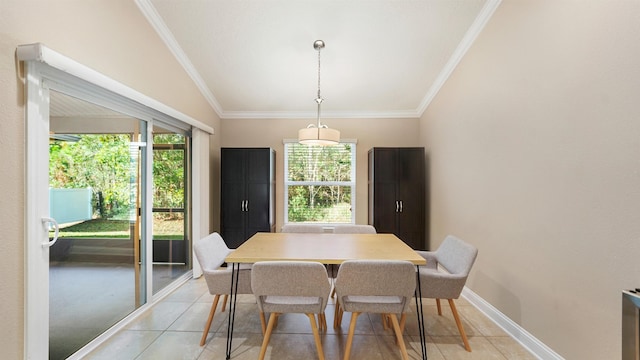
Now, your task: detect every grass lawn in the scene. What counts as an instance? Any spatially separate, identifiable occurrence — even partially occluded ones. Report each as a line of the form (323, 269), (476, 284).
(51, 218), (184, 240)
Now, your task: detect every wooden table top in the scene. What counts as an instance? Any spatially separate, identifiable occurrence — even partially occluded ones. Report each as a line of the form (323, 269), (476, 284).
(225, 232), (426, 265)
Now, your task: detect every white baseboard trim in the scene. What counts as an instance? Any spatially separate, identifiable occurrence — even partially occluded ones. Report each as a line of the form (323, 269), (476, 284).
(461, 287), (565, 360)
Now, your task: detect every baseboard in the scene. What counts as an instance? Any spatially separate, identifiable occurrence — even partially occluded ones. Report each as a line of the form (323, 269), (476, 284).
(461, 287), (565, 360)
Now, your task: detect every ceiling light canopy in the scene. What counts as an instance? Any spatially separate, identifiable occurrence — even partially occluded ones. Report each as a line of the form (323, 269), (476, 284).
(298, 40), (340, 145)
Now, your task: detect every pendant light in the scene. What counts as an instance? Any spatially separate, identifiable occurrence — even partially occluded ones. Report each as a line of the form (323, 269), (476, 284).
(298, 40), (340, 145)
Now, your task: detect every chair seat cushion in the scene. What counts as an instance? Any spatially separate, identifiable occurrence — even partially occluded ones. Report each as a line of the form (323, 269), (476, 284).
(341, 295), (405, 314)
(260, 295), (323, 314)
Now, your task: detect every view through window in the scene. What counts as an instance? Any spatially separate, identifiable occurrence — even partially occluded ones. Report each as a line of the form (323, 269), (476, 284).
(284, 142), (355, 223)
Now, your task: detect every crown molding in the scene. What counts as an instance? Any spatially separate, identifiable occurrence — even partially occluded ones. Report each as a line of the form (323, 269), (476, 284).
(135, 0), (224, 118)
(417, 0), (502, 116)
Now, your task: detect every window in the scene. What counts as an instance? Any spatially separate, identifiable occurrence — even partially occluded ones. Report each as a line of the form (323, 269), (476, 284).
(284, 141), (356, 224)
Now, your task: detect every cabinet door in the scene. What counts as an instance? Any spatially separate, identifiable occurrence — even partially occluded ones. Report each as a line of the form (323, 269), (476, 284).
(245, 149), (272, 235)
(221, 181), (246, 248)
(221, 149), (247, 248)
(371, 148), (399, 234)
(396, 148), (425, 249)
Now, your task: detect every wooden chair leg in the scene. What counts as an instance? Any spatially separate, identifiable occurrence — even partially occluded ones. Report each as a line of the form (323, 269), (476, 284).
(448, 299), (471, 352)
(343, 312), (360, 360)
(221, 294), (229, 311)
(316, 313), (325, 333)
(319, 312), (327, 333)
(389, 314), (409, 360)
(307, 313), (326, 360)
(395, 313), (407, 346)
(334, 301), (342, 328)
(258, 312), (279, 360)
(199, 294), (221, 346)
(259, 312), (267, 335)
(436, 298), (442, 315)
(382, 314), (389, 330)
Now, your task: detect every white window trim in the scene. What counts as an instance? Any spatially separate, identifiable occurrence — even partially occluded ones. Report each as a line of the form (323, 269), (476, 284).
(282, 139), (357, 225)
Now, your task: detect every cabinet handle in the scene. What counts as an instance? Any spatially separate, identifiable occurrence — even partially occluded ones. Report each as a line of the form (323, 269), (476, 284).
(241, 200), (246, 212)
(245, 200), (249, 212)
(399, 200), (403, 213)
(395, 200), (399, 212)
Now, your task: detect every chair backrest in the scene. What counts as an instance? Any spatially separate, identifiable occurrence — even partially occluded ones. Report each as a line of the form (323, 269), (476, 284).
(251, 261), (331, 314)
(194, 232), (252, 295)
(435, 235), (478, 276)
(281, 224), (325, 233)
(332, 224), (377, 234)
(193, 232), (231, 272)
(335, 260), (416, 313)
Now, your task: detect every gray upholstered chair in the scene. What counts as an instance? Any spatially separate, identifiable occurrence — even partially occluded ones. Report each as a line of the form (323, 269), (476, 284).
(280, 223), (325, 233)
(193, 232), (252, 346)
(416, 235), (478, 352)
(251, 261), (331, 360)
(334, 260), (416, 360)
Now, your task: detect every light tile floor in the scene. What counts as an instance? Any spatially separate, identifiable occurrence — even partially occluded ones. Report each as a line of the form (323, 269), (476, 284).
(85, 277), (538, 359)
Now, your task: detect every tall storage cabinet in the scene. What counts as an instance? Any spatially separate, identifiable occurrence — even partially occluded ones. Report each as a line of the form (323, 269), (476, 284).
(368, 147), (425, 250)
(220, 148), (275, 248)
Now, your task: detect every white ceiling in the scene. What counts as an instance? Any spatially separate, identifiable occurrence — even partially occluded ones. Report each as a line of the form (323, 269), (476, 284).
(137, 0), (500, 119)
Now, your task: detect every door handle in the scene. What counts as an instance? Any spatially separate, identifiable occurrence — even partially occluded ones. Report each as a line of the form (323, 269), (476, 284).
(42, 217), (60, 247)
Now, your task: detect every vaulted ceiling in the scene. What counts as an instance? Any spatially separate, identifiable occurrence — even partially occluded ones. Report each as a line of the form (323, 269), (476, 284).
(137, 0), (500, 119)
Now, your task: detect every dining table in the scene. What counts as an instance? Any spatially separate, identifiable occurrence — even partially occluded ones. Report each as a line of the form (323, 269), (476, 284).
(224, 231), (428, 359)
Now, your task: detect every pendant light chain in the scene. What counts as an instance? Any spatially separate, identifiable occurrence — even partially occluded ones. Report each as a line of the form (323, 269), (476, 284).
(317, 46), (322, 102)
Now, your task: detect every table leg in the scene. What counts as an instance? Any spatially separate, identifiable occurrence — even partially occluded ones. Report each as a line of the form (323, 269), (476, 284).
(226, 263), (240, 359)
(415, 265), (427, 360)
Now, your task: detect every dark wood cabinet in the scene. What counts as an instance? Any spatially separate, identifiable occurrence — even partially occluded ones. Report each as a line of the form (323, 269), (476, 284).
(368, 147), (425, 250)
(221, 148), (275, 248)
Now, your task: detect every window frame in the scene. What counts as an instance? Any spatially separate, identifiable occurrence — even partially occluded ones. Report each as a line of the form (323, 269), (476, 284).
(283, 139), (357, 225)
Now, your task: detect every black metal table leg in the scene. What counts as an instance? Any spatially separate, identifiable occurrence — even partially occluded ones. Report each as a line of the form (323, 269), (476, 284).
(415, 265), (427, 359)
(226, 263), (240, 359)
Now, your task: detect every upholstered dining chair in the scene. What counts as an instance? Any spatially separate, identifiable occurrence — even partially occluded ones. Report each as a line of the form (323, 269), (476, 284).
(334, 260), (416, 360)
(416, 235), (478, 352)
(251, 261), (332, 360)
(280, 223), (325, 233)
(193, 232), (252, 346)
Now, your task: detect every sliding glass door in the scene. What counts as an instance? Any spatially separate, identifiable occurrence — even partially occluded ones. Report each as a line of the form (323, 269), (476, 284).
(152, 133), (191, 293)
(48, 92), (149, 359)
(46, 93), (193, 359)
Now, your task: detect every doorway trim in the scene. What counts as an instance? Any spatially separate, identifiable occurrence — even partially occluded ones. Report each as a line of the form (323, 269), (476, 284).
(18, 43), (213, 359)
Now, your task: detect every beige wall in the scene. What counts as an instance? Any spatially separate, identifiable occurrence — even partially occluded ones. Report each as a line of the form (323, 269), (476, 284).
(0, 1), (219, 358)
(421, 0), (640, 358)
(219, 117), (422, 232)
